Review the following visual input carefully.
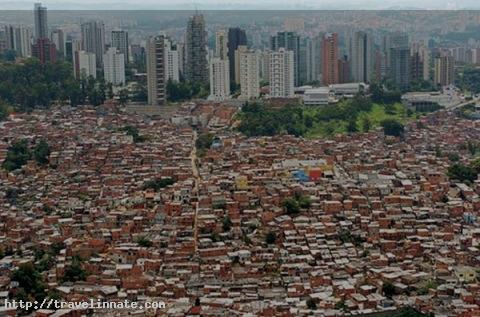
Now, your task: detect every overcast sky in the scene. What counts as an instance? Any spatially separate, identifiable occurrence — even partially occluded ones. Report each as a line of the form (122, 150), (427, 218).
(1, 0), (479, 10)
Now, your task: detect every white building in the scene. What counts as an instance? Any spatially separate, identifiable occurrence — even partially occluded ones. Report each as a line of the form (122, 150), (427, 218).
(103, 47), (125, 86)
(239, 50), (260, 100)
(164, 37), (180, 83)
(269, 48), (294, 98)
(74, 50), (96, 79)
(303, 87), (336, 106)
(209, 57), (230, 101)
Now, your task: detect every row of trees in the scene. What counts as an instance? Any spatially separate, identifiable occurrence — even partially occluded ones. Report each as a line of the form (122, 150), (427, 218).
(166, 79), (209, 102)
(0, 58), (113, 118)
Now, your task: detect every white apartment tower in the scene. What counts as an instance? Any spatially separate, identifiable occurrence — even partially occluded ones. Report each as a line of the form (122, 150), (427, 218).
(209, 30), (230, 101)
(146, 35), (166, 106)
(269, 48), (294, 98)
(103, 47), (125, 86)
(239, 50), (260, 100)
(74, 50), (96, 79)
(164, 37), (180, 82)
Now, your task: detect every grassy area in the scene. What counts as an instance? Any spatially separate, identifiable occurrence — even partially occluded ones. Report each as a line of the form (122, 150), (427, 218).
(305, 102), (414, 138)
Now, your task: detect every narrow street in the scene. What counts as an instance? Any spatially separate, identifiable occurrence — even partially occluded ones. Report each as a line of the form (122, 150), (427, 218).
(190, 130), (201, 252)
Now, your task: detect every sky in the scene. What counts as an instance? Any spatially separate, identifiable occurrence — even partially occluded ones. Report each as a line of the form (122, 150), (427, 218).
(1, 0), (479, 10)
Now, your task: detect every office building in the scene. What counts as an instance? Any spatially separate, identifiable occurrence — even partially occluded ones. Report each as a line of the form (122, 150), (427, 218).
(111, 30), (129, 64)
(103, 47), (125, 86)
(146, 35), (166, 106)
(322, 33), (339, 85)
(239, 50), (260, 100)
(185, 14), (208, 84)
(34, 3), (48, 40)
(269, 48), (294, 98)
(74, 50), (96, 79)
(81, 21), (106, 67)
(215, 30), (228, 61)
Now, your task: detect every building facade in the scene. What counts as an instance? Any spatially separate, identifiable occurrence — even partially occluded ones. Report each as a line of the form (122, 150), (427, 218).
(239, 50), (260, 100)
(74, 50), (96, 79)
(146, 35), (166, 106)
(103, 47), (125, 86)
(227, 27), (247, 83)
(81, 21), (106, 67)
(269, 48), (294, 98)
(111, 30), (129, 64)
(322, 33), (339, 85)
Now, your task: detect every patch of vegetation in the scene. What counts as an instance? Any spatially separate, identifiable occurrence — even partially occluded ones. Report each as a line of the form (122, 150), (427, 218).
(166, 79), (209, 102)
(447, 163), (478, 184)
(136, 236), (153, 248)
(12, 263), (46, 313)
(381, 119), (405, 137)
(282, 193), (311, 215)
(121, 125), (146, 143)
(142, 177), (175, 191)
(2, 139), (31, 171)
(62, 256), (88, 282)
(382, 281), (396, 298)
(196, 132), (214, 157)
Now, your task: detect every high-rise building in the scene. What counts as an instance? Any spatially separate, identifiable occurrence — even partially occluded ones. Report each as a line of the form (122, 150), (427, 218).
(34, 3), (48, 40)
(4, 25), (32, 57)
(177, 42), (185, 79)
(81, 21), (106, 67)
(74, 50), (96, 79)
(271, 32), (301, 86)
(32, 38), (56, 64)
(111, 30), (129, 64)
(269, 48), (294, 98)
(259, 49), (271, 82)
(131, 44), (146, 67)
(164, 37), (180, 82)
(338, 55), (351, 84)
(322, 33), (339, 85)
(103, 47), (125, 86)
(146, 35), (166, 106)
(215, 30), (228, 61)
(239, 50), (260, 100)
(65, 38), (81, 63)
(434, 54), (455, 87)
(234, 45), (248, 85)
(50, 29), (65, 56)
(185, 14), (208, 84)
(227, 27), (247, 83)
(390, 46), (411, 90)
(304, 36), (322, 84)
(209, 58), (230, 101)
(209, 30), (230, 101)
(351, 31), (374, 83)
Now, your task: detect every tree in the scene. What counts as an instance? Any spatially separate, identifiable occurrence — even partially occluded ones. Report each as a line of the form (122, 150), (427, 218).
(361, 117), (371, 132)
(142, 177), (174, 191)
(282, 198), (300, 215)
(62, 256), (87, 282)
(346, 118), (358, 133)
(306, 297), (317, 310)
(265, 231), (276, 244)
(2, 139), (31, 171)
(222, 216), (233, 232)
(382, 281), (395, 298)
(118, 88), (129, 105)
(33, 139), (51, 165)
(447, 164), (477, 183)
(381, 119), (404, 137)
(12, 263), (46, 303)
